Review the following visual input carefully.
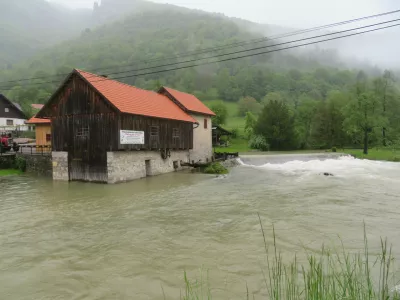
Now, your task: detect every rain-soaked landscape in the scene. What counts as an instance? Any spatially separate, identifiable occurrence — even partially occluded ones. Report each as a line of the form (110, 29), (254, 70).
(1, 154), (399, 299)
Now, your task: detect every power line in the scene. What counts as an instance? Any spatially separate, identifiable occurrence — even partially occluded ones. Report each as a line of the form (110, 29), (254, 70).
(0, 21), (399, 92)
(1, 8), (400, 85)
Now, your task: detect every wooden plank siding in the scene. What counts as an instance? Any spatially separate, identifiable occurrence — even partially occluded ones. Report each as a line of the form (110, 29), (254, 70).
(35, 124), (52, 149)
(118, 114), (193, 150)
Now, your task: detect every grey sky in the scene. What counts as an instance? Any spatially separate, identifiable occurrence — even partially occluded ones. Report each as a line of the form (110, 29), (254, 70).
(49, 0), (395, 27)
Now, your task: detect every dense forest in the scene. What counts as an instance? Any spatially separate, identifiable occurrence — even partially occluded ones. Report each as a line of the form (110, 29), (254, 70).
(1, 0), (400, 152)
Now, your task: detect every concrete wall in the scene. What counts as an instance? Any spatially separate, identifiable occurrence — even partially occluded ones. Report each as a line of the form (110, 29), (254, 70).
(189, 114), (213, 163)
(107, 150), (190, 184)
(52, 152), (68, 181)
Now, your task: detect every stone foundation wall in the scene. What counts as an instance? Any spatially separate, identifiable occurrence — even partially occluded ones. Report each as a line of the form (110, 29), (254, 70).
(19, 154), (52, 176)
(107, 150), (190, 184)
(52, 152), (68, 181)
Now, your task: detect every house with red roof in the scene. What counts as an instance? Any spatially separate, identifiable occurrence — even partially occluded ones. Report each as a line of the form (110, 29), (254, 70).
(159, 87), (215, 164)
(36, 69), (215, 183)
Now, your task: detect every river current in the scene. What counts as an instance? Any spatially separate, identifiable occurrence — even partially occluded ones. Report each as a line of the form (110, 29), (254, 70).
(0, 154), (399, 299)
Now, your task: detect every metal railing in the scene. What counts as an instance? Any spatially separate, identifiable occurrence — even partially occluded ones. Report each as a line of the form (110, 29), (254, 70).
(18, 145), (52, 156)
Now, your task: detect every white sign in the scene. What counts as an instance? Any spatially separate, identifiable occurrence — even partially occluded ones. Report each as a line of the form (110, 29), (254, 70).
(120, 130), (145, 145)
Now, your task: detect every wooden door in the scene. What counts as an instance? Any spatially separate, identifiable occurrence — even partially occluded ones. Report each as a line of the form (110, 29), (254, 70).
(68, 116), (108, 183)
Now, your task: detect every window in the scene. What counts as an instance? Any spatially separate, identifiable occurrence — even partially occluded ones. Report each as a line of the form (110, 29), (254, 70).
(46, 134), (51, 142)
(150, 126), (159, 147)
(172, 128), (180, 138)
(4, 108), (9, 113)
(172, 128), (180, 147)
(6, 120), (13, 126)
(76, 126), (89, 138)
(204, 118), (208, 129)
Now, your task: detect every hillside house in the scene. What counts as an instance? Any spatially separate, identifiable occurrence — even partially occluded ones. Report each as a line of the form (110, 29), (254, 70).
(0, 94), (28, 131)
(36, 69), (215, 183)
(26, 115), (51, 148)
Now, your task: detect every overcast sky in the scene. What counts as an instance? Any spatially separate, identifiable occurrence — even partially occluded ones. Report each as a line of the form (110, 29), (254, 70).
(49, 0), (396, 27)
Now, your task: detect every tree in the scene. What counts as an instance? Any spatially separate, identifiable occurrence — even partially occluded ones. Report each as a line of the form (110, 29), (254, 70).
(238, 96), (261, 116)
(296, 99), (318, 149)
(343, 90), (386, 155)
(373, 70), (394, 146)
(244, 111), (257, 138)
(209, 102), (228, 125)
(255, 100), (296, 150)
(262, 92), (284, 106)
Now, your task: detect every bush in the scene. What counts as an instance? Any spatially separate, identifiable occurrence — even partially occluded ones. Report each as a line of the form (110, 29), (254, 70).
(13, 156), (26, 172)
(332, 146), (337, 152)
(231, 128), (238, 139)
(249, 135), (269, 151)
(203, 163), (228, 175)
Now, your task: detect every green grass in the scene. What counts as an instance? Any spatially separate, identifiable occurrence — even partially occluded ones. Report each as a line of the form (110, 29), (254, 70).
(214, 138), (251, 153)
(181, 220), (400, 300)
(0, 169), (22, 176)
(343, 148), (400, 162)
(204, 100), (246, 134)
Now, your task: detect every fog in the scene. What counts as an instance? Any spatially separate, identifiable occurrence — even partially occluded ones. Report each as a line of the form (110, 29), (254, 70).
(49, 0), (395, 27)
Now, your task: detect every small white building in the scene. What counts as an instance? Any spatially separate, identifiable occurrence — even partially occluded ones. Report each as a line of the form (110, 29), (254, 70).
(0, 94), (29, 132)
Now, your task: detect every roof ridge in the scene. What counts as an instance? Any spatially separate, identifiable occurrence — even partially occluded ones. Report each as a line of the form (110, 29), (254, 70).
(76, 69), (157, 94)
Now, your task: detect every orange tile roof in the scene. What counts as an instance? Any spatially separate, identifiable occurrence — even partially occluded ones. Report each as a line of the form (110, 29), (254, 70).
(31, 104), (44, 110)
(162, 87), (215, 116)
(26, 115), (51, 124)
(76, 70), (196, 123)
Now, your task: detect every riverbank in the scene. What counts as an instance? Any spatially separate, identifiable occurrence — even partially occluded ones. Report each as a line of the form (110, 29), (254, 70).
(0, 169), (22, 176)
(343, 148), (400, 162)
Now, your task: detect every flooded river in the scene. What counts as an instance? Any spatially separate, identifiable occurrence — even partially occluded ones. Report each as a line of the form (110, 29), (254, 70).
(0, 154), (400, 299)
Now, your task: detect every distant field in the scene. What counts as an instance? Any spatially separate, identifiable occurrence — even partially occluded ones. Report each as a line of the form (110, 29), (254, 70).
(204, 100), (245, 134)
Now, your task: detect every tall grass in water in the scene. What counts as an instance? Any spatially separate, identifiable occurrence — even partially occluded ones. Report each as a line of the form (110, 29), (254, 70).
(182, 218), (400, 299)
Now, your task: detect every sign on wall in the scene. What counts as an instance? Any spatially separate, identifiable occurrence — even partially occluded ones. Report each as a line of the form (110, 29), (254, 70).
(120, 130), (145, 145)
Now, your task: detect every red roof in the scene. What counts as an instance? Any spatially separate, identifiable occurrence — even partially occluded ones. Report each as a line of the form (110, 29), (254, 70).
(162, 87), (215, 116)
(26, 115), (51, 124)
(31, 104), (44, 110)
(76, 70), (196, 123)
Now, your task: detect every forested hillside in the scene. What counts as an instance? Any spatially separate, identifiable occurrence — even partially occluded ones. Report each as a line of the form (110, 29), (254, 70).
(0, 0), (91, 68)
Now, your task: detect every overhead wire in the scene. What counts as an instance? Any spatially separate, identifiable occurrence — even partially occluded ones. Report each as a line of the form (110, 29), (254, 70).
(1, 8), (400, 85)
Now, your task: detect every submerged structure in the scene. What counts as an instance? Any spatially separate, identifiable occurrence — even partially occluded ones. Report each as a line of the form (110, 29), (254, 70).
(36, 69), (215, 183)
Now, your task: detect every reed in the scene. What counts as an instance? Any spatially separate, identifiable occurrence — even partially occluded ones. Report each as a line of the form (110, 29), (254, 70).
(181, 218), (400, 300)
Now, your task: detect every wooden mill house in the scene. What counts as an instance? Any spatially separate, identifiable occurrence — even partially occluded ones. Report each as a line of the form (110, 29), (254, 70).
(36, 69), (215, 183)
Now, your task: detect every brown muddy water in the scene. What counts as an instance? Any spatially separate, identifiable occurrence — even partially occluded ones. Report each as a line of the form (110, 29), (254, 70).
(0, 154), (399, 299)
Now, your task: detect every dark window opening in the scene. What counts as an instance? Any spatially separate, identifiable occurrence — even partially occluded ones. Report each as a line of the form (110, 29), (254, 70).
(6, 119), (13, 126)
(76, 126), (89, 138)
(150, 126), (159, 147)
(204, 119), (208, 129)
(46, 134), (51, 142)
(145, 160), (151, 176)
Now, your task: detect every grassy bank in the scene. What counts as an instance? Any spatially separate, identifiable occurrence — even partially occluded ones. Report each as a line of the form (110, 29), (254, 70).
(182, 222), (400, 300)
(0, 169), (22, 176)
(343, 148), (400, 162)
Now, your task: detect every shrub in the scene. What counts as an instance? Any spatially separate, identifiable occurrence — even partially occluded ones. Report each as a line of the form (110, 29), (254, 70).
(13, 156), (26, 172)
(332, 146), (337, 152)
(231, 128), (238, 139)
(249, 135), (269, 151)
(203, 163), (228, 175)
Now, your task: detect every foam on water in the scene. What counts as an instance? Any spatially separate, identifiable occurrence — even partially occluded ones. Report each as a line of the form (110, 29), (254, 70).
(237, 155), (400, 181)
